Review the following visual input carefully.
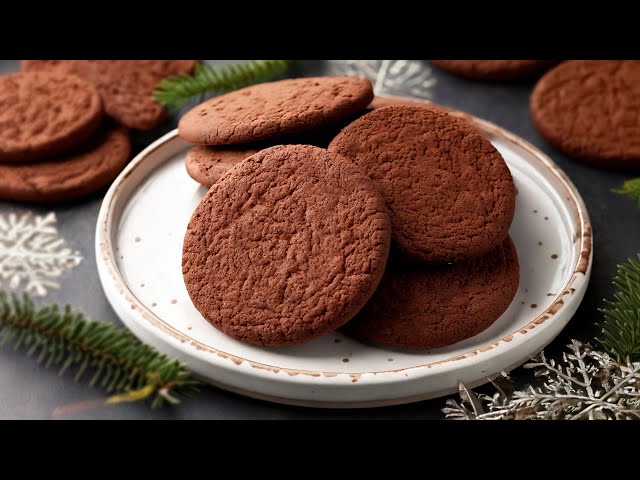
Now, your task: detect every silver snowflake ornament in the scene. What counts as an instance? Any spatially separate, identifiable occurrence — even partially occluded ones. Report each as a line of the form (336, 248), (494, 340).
(0, 212), (83, 297)
(326, 60), (437, 98)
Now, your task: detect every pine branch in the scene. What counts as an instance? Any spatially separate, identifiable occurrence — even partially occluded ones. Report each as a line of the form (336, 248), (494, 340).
(613, 178), (640, 209)
(0, 291), (199, 408)
(154, 60), (296, 109)
(597, 255), (640, 362)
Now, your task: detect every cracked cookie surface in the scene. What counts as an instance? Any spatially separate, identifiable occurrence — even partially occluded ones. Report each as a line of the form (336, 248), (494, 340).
(182, 145), (391, 346)
(530, 60), (640, 168)
(0, 72), (102, 163)
(329, 105), (515, 263)
(346, 236), (519, 349)
(0, 127), (131, 203)
(178, 76), (373, 145)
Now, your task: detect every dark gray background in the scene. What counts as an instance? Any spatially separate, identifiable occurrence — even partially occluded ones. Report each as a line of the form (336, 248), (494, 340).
(0, 60), (638, 420)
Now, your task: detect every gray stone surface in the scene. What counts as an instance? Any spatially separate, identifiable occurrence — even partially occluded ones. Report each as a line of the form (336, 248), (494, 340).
(0, 60), (638, 419)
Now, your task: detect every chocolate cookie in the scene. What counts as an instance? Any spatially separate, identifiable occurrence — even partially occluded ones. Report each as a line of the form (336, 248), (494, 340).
(0, 127), (131, 203)
(178, 76), (374, 145)
(329, 105), (516, 263)
(347, 236), (519, 350)
(22, 60), (198, 130)
(530, 60), (640, 168)
(369, 96), (451, 114)
(183, 111), (373, 188)
(182, 145), (391, 347)
(0, 72), (102, 163)
(186, 145), (259, 188)
(432, 60), (555, 81)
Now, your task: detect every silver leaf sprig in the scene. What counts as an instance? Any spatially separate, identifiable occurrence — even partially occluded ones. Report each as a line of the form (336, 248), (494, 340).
(443, 340), (640, 420)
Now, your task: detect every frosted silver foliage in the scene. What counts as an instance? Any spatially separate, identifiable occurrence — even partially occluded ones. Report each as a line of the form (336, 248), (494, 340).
(327, 60), (437, 98)
(443, 340), (640, 420)
(0, 212), (83, 297)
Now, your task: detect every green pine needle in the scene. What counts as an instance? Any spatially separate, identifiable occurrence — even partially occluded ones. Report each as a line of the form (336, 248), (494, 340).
(154, 60), (296, 109)
(613, 178), (640, 209)
(0, 291), (199, 408)
(597, 255), (640, 362)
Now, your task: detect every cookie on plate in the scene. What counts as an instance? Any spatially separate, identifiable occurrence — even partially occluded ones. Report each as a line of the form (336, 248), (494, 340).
(0, 127), (131, 203)
(183, 109), (373, 188)
(347, 236), (520, 350)
(369, 96), (451, 114)
(182, 145), (391, 347)
(0, 72), (102, 163)
(530, 60), (640, 168)
(432, 60), (555, 81)
(186, 145), (259, 188)
(22, 60), (199, 130)
(329, 105), (516, 263)
(178, 76), (374, 145)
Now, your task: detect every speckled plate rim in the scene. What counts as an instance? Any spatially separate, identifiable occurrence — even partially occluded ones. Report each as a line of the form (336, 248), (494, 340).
(96, 95), (593, 408)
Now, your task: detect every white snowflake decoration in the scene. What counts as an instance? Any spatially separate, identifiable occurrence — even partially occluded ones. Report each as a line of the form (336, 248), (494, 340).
(0, 212), (83, 297)
(327, 60), (437, 98)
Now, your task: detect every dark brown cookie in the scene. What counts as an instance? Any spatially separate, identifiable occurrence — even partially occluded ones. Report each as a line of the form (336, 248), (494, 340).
(369, 96), (451, 114)
(182, 145), (391, 347)
(178, 76), (374, 145)
(186, 145), (259, 188)
(347, 236), (519, 350)
(0, 72), (102, 163)
(183, 110), (373, 188)
(432, 60), (555, 81)
(530, 60), (640, 168)
(329, 105), (516, 263)
(0, 127), (131, 203)
(22, 60), (199, 130)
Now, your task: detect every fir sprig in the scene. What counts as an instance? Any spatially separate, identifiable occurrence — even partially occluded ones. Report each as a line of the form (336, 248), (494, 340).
(613, 178), (640, 208)
(598, 255), (640, 362)
(154, 60), (296, 109)
(0, 291), (199, 408)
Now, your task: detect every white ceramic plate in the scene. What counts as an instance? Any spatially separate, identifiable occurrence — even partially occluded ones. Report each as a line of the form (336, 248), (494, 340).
(96, 97), (592, 408)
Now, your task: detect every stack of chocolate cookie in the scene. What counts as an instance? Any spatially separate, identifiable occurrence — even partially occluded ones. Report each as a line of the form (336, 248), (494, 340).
(179, 76), (374, 188)
(21, 60), (199, 130)
(0, 71), (131, 203)
(179, 76), (519, 350)
(0, 61), (199, 203)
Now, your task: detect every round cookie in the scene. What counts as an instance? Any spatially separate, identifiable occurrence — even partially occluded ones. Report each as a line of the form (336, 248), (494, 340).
(186, 145), (259, 188)
(432, 60), (555, 81)
(182, 145), (391, 347)
(0, 127), (131, 203)
(329, 105), (516, 263)
(0, 72), (102, 163)
(183, 113), (372, 189)
(530, 60), (640, 168)
(22, 60), (199, 130)
(369, 96), (451, 114)
(347, 236), (520, 350)
(178, 76), (374, 145)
